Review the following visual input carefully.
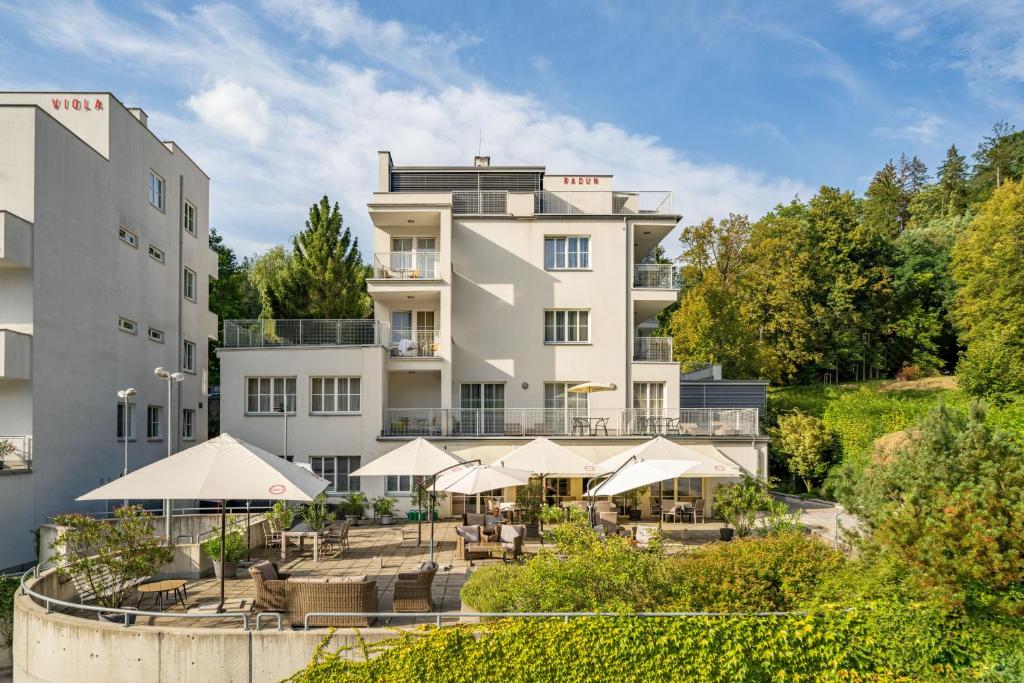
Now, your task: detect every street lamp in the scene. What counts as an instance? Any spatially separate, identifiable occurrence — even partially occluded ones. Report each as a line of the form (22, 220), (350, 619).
(154, 367), (184, 538)
(117, 387), (137, 509)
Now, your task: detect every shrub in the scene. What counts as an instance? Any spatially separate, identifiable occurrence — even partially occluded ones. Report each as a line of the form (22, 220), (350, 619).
(0, 575), (17, 648)
(200, 516), (248, 563)
(302, 493), (336, 531)
(957, 336), (1024, 403)
(51, 506), (172, 609)
(268, 501), (295, 531)
(339, 492), (368, 518)
(371, 495), (398, 518)
(712, 475), (770, 537)
(774, 411), (832, 492)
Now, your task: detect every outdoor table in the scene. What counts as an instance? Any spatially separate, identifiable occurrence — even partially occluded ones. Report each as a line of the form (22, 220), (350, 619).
(281, 526), (325, 562)
(136, 578), (188, 611)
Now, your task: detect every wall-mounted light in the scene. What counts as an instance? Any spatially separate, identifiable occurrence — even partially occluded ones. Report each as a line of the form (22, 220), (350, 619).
(521, 382), (529, 390)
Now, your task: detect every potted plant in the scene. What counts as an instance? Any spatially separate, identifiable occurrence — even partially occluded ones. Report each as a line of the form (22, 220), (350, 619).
(51, 506), (173, 624)
(411, 484), (446, 521)
(201, 516), (248, 579)
(712, 475), (769, 541)
(516, 479), (545, 538)
(302, 493), (336, 532)
(372, 495), (398, 525)
(340, 492), (368, 525)
(623, 485), (649, 521)
(267, 500), (295, 532)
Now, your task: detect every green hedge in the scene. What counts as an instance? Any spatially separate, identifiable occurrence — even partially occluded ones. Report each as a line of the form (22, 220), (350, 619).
(0, 576), (16, 648)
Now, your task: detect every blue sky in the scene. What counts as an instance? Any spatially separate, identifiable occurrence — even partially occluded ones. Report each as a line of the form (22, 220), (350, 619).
(1, 0), (1022, 256)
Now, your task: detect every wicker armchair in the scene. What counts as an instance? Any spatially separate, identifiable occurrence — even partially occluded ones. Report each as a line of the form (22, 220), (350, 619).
(392, 562), (438, 612)
(497, 524), (525, 561)
(286, 577), (379, 628)
(455, 525), (497, 562)
(248, 560), (291, 612)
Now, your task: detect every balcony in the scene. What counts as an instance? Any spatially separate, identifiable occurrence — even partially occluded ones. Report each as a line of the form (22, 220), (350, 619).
(372, 251), (440, 280)
(221, 319), (381, 348)
(634, 337), (673, 362)
(383, 325), (440, 358)
(0, 435), (32, 472)
(534, 191), (672, 216)
(382, 408), (759, 438)
(632, 264), (678, 289)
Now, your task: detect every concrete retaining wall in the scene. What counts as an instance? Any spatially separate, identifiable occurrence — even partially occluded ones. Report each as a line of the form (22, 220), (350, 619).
(13, 568), (399, 682)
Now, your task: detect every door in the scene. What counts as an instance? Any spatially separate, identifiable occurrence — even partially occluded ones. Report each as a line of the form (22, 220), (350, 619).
(391, 311), (412, 355)
(416, 311), (436, 356)
(460, 383), (504, 434)
(416, 237), (437, 278)
(391, 238), (413, 274)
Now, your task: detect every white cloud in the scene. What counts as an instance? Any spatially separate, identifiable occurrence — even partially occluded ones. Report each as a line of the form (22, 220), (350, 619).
(3, 1), (810, 257)
(873, 109), (946, 143)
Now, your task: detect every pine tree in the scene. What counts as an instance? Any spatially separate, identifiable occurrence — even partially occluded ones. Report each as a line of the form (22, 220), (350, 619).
(937, 145), (968, 216)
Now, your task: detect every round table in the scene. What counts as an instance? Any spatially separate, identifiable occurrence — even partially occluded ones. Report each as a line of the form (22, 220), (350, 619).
(136, 578), (188, 611)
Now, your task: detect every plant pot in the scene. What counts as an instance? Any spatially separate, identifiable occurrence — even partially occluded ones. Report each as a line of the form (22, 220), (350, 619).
(98, 610), (135, 625)
(212, 559), (239, 579)
(345, 514), (361, 526)
(628, 509), (642, 521)
(524, 523), (540, 539)
(719, 527), (735, 541)
(378, 515), (393, 526)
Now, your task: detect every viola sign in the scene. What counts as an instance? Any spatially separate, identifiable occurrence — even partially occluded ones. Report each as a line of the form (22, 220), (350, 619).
(560, 176), (601, 186)
(51, 97), (104, 112)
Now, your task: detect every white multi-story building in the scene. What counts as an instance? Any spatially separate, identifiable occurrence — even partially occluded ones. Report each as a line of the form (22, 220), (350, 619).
(219, 152), (767, 519)
(0, 93), (218, 570)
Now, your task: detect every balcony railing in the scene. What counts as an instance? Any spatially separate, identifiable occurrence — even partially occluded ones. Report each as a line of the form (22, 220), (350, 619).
(221, 319), (381, 348)
(373, 251), (440, 280)
(0, 435), (32, 471)
(383, 325), (440, 358)
(633, 263), (678, 289)
(382, 408), (759, 437)
(534, 191), (672, 216)
(633, 337), (673, 362)
(452, 191), (508, 215)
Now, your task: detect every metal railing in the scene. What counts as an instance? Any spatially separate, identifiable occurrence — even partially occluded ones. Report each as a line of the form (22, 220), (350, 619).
(383, 325), (441, 358)
(452, 191), (508, 214)
(534, 191), (672, 216)
(221, 319), (381, 348)
(373, 251), (440, 280)
(0, 435), (31, 471)
(633, 337), (673, 362)
(621, 408), (759, 437)
(633, 263), (677, 289)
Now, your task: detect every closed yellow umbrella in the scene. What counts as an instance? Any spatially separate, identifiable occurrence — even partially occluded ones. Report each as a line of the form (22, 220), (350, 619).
(567, 382), (615, 394)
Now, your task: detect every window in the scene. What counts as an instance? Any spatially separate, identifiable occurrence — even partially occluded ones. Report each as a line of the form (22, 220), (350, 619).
(148, 245), (165, 263)
(246, 377), (296, 414)
(310, 456), (361, 494)
(460, 382), (505, 434)
(633, 382), (665, 415)
(544, 236), (590, 269)
(148, 171), (164, 210)
(118, 227), (138, 248)
(117, 403), (136, 440)
(310, 377), (361, 414)
(544, 382), (589, 433)
(657, 477), (703, 502)
(183, 267), (196, 301)
(182, 408), (195, 440)
(147, 327), (164, 343)
(184, 201), (197, 236)
(386, 475), (414, 494)
(544, 309), (590, 343)
(118, 317), (137, 335)
(183, 339), (196, 373)
(146, 405), (162, 440)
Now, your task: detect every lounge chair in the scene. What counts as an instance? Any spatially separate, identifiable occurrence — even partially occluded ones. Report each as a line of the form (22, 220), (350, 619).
(393, 562), (438, 612)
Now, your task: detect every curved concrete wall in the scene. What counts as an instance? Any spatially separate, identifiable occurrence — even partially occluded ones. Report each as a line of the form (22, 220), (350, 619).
(14, 569), (396, 682)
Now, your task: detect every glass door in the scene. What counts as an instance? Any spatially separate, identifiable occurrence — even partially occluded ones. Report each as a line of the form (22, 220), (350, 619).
(416, 237), (437, 278)
(391, 310), (412, 356)
(391, 237), (413, 274)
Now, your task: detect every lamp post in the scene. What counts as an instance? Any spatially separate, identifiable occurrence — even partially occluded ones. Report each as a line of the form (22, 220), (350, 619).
(116, 387), (137, 509)
(155, 367), (184, 538)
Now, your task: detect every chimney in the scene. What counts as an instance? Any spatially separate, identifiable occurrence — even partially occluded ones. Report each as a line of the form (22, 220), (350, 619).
(128, 108), (148, 127)
(474, 155), (490, 167)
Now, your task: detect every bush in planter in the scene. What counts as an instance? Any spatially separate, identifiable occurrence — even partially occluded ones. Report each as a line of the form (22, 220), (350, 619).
(713, 475), (771, 538)
(51, 506), (173, 610)
(339, 492), (369, 523)
(267, 500), (295, 531)
(516, 479), (545, 534)
(372, 495), (398, 523)
(411, 484), (446, 520)
(622, 485), (649, 520)
(302, 493), (336, 532)
(200, 516), (248, 574)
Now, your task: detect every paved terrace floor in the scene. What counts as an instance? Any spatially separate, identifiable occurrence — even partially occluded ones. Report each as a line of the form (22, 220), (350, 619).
(112, 520), (726, 630)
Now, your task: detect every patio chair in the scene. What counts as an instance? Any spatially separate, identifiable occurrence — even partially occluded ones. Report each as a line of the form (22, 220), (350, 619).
(286, 576), (379, 628)
(592, 417), (609, 436)
(497, 524), (526, 561)
(322, 520), (350, 555)
(661, 505), (681, 523)
(455, 525), (498, 563)
(248, 560), (291, 612)
(262, 520), (282, 550)
(692, 498), (705, 523)
(392, 561), (438, 612)
(663, 418), (681, 436)
(571, 417), (589, 436)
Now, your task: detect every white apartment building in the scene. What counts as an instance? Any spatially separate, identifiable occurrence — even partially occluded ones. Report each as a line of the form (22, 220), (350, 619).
(219, 152), (767, 519)
(0, 93), (218, 570)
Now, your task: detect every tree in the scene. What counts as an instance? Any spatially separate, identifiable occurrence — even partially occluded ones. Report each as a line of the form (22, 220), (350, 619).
(260, 196), (372, 319)
(775, 411), (831, 492)
(971, 121), (1024, 199)
(863, 160), (909, 236)
(854, 404), (1024, 609)
(936, 145), (969, 216)
(897, 153), (928, 195)
(208, 227), (260, 322)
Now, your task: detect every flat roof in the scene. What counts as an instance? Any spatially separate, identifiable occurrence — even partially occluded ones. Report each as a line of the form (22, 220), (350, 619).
(391, 165), (546, 172)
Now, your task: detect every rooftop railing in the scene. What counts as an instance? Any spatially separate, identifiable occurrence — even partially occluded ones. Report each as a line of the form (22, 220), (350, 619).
(633, 337), (673, 363)
(535, 191), (673, 216)
(452, 191), (508, 214)
(372, 251), (440, 280)
(0, 435), (31, 471)
(383, 408), (758, 437)
(221, 319), (381, 348)
(633, 263), (678, 289)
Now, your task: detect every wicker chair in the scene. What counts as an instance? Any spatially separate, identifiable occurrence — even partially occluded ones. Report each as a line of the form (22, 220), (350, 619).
(497, 524), (525, 561)
(248, 560), (291, 612)
(392, 562), (438, 613)
(286, 577), (379, 628)
(455, 525), (497, 562)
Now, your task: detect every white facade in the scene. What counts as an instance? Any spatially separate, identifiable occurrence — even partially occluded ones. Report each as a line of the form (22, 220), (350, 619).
(220, 152), (767, 519)
(0, 93), (218, 570)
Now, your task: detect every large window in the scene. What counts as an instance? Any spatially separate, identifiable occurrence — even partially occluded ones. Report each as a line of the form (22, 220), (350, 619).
(310, 456), (361, 493)
(148, 171), (164, 210)
(183, 267), (196, 302)
(657, 477), (703, 502)
(184, 201), (197, 236)
(146, 405), (162, 440)
(182, 339), (196, 373)
(544, 236), (590, 270)
(310, 377), (361, 414)
(117, 403), (136, 440)
(633, 382), (665, 415)
(544, 309), (590, 343)
(182, 409), (195, 440)
(390, 236), (437, 278)
(460, 382), (505, 434)
(386, 475), (415, 494)
(246, 377), (296, 414)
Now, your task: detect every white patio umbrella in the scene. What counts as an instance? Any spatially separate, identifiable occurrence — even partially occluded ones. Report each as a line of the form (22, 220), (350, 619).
(433, 463), (533, 495)
(567, 382), (615, 394)
(599, 436), (741, 475)
(586, 458), (700, 497)
(78, 433), (328, 610)
(350, 438), (466, 557)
